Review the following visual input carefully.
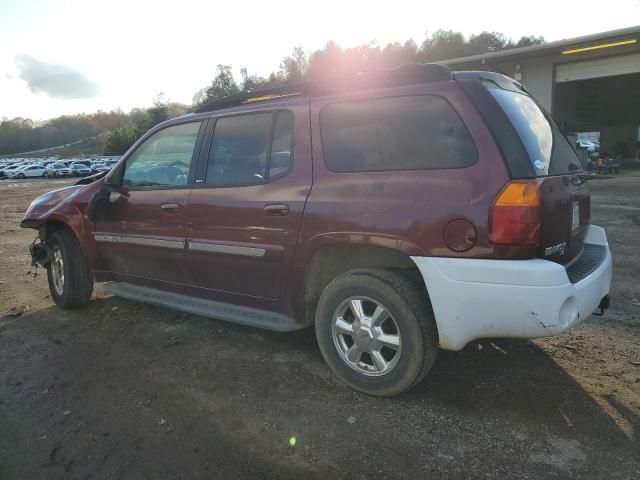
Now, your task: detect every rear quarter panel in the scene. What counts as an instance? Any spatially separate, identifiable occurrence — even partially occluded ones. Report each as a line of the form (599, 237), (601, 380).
(297, 81), (521, 269)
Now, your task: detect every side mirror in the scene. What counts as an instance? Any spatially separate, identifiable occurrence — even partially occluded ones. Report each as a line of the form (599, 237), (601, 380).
(103, 172), (122, 191)
(86, 187), (112, 222)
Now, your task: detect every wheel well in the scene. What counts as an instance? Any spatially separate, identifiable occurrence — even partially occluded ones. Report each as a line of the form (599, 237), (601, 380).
(39, 220), (72, 241)
(303, 244), (428, 324)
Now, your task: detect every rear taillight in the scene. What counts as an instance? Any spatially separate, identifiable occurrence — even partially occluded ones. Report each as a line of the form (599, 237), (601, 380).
(490, 180), (541, 246)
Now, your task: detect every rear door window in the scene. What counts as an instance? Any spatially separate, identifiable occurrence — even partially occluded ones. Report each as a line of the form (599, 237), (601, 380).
(320, 95), (477, 172)
(205, 111), (294, 186)
(486, 86), (582, 176)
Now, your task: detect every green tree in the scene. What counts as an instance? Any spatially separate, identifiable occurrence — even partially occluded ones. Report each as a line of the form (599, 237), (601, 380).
(468, 31), (510, 54)
(146, 92), (169, 127)
(419, 30), (468, 61)
(205, 65), (240, 102)
(240, 67), (269, 92)
(104, 124), (139, 155)
(192, 87), (208, 106)
(515, 35), (545, 48)
(279, 46), (308, 82)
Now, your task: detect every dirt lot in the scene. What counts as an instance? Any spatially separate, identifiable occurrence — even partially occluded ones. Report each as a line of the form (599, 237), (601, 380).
(0, 175), (639, 479)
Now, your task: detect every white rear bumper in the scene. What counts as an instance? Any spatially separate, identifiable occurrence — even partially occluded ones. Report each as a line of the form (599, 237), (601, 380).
(411, 225), (612, 351)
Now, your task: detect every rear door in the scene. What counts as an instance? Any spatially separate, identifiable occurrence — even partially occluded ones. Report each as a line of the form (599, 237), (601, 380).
(183, 101), (312, 311)
(94, 120), (205, 286)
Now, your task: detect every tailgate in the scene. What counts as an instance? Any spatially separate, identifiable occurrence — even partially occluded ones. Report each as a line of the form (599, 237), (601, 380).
(538, 173), (590, 263)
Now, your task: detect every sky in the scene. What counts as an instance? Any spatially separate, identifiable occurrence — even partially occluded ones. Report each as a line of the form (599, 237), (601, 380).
(0, 0), (638, 121)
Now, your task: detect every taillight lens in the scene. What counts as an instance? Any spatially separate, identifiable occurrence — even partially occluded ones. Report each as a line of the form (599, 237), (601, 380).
(490, 180), (541, 246)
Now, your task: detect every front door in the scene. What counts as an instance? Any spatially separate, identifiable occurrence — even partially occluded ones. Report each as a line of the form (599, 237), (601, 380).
(94, 120), (205, 287)
(183, 102), (312, 312)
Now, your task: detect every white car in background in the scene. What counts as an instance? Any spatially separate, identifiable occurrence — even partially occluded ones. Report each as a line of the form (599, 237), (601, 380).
(9, 165), (47, 179)
(576, 140), (598, 152)
(0, 164), (23, 178)
(45, 162), (73, 178)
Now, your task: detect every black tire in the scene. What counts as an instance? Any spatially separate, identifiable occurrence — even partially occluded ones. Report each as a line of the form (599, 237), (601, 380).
(46, 229), (93, 308)
(315, 268), (438, 397)
(17, 173), (25, 179)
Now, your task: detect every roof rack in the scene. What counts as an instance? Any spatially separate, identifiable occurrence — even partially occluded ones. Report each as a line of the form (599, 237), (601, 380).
(196, 63), (452, 113)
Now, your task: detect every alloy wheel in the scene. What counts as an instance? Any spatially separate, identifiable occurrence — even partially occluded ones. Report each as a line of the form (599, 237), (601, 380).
(331, 296), (402, 376)
(51, 246), (65, 295)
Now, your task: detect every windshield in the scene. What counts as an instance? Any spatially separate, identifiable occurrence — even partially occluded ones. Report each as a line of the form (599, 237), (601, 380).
(486, 86), (582, 176)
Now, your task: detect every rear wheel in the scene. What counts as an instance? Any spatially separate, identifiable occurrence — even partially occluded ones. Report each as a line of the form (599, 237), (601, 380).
(315, 268), (438, 397)
(17, 173), (25, 179)
(46, 229), (93, 308)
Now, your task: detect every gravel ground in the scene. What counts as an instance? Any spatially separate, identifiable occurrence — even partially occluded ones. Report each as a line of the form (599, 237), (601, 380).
(0, 175), (639, 480)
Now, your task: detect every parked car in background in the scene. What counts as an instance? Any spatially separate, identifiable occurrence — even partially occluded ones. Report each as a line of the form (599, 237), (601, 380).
(0, 164), (23, 178)
(21, 65), (612, 397)
(576, 140), (598, 152)
(91, 162), (110, 174)
(70, 162), (92, 177)
(10, 165), (47, 179)
(46, 163), (73, 178)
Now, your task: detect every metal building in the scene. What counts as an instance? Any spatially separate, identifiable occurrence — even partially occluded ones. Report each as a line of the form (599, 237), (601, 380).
(441, 26), (640, 157)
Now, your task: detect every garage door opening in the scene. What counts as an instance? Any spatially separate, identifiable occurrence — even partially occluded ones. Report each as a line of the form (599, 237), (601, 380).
(554, 69), (640, 159)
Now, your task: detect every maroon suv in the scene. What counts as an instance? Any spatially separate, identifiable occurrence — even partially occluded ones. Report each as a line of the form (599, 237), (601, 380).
(22, 64), (612, 396)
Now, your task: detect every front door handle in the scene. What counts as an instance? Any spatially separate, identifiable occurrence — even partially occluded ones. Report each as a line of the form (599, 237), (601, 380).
(264, 204), (289, 216)
(161, 203), (180, 214)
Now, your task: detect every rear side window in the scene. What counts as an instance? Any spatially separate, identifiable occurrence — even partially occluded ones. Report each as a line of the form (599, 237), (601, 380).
(320, 95), (477, 172)
(205, 111), (293, 186)
(486, 86), (582, 176)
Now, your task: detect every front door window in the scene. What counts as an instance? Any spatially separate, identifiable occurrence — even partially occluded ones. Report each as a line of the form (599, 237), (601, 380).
(123, 122), (201, 187)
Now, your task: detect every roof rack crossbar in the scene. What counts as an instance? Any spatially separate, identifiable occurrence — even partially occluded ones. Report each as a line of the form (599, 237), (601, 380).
(196, 63), (452, 113)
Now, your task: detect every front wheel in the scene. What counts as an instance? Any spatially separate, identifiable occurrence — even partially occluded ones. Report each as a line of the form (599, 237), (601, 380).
(17, 173), (25, 179)
(315, 268), (438, 397)
(46, 229), (93, 308)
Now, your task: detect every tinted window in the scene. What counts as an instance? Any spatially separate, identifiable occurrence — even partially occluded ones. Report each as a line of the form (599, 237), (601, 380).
(269, 111), (294, 178)
(205, 111), (293, 186)
(486, 86), (582, 176)
(123, 122), (201, 187)
(321, 95), (477, 172)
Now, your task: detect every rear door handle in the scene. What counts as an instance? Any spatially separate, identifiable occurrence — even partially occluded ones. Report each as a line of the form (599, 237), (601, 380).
(161, 203), (180, 214)
(263, 204), (289, 216)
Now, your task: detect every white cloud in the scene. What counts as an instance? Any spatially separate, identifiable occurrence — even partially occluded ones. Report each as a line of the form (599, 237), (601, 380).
(15, 54), (100, 98)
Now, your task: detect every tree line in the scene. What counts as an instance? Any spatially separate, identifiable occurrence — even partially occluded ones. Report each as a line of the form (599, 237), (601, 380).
(0, 97), (189, 156)
(0, 30), (543, 156)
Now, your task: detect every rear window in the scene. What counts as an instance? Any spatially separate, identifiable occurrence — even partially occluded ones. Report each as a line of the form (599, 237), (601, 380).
(320, 95), (477, 172)
(486, 86), (582, 176)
